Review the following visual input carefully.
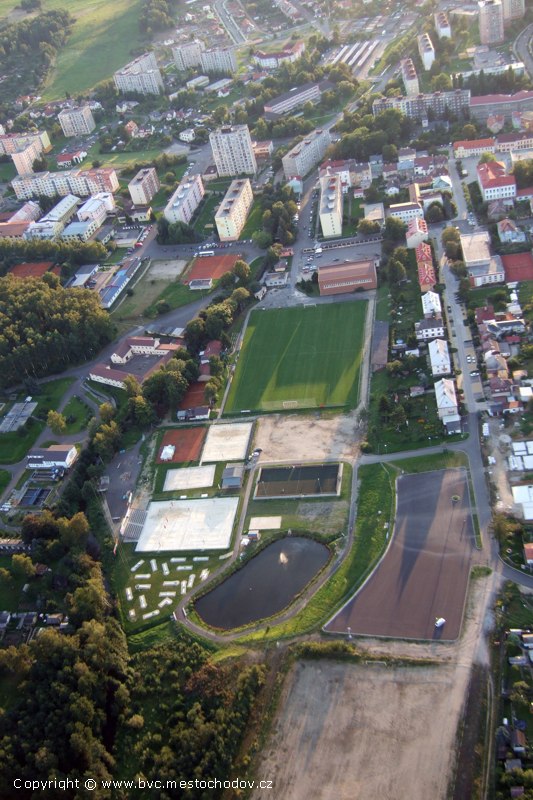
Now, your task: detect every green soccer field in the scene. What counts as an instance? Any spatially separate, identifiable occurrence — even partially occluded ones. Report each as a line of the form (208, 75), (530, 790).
(224, 302), (368, 414)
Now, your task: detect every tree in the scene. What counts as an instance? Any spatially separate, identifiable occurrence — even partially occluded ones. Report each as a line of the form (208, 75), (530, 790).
(123, 375), (142, 398)
(425, 202), (445, 223)
(184, 317), (207, 353)
(462, 123), (477, 139)
(11, 553), (36, 579)
(357, 218), (380, 235)
(431, 73), (452, 92)
(93, 420), (121, 461)
(384, 216), (406, 242)
(59, 512), (90, 550)
(204, 379), (220, 405)
(479, 151), (496, 163)
(128, 395), (156, 427)
(46, 410), (66, 435)
(98, 402), (115, 422)
(233, 260), (250, 285)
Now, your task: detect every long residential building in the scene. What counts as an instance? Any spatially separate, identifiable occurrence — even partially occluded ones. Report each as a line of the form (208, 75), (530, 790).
(319, 174), (343, 239)
(477, 160), (516, 201)
(128, 167), (160, 206)
(372, 89), (471, 119)
(114, 52), (163, 95)
(434, 11), (451, 37)
(24, 194), (79, 240)
(318, 258), (377, 296)
(264, 82), (321, 117)
(163, 174), (205, 225)
(209, 125), (257, 177)
(200, 47), (237, 75)
(58, 106), (96, 137)
(214, 178), (253, 241)
(469, 90), (533, 121)
(460, 230), (505, 286)
(0, 130), (51, 156)
(173, 40), (205, 70)
(254, 40), (305, 69)
(502, 0), (525, 22)
(282, 128), (331, 179)
(11, 140), (42, 176)
(12, 168), (119, 200)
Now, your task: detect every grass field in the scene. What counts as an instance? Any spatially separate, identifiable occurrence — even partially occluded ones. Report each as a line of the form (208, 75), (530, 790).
(34, 0), (146, 100)
(224, 303), (368, 414)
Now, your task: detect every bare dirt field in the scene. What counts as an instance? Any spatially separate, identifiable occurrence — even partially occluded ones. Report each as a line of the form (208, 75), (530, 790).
(157, 427), (206, 464)
(149, 259), (187, 279)
(252, 580), (497, 800)
(253, 412), (361, 463)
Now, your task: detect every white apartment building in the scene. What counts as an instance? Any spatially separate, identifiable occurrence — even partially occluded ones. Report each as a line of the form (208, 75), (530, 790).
(11, 140), (42, 176)
(502, 0), (525, 22)
(128, 167), (160, 206)
(24, 194), (79, 239)
(434, 11), (451, 37)
(163, 174), (205, 224)
(401, 58), (419, 97)
(209, 125), (257, 177)
(58, 106), (96, 137)
(478, 0), (504, 45)
(61, 219), (100, 242)
(282, 128), (331, 179)
(77, 197), (107, 227)
(434, 378), (458, 419)
(422, 290), (442, 318)
(406, 217), (429, 248)
(418, 34), (435, 71)
(200, 47), (237, 75)
(388, 202), (424, 224)
(179, 128), (196, 143)
(114, 52), (163, 95)
(429, 338), (451, 376)
(477, 160), (516, 201)
(319, 174), (343, 239)
(173, 40), (205, 71)
(0, 130), (50, 156)
(12, 168), (118, 200)
(214, 178), (253, 241)
(264, 82), (321, 117)
(92, 192), (116, 212)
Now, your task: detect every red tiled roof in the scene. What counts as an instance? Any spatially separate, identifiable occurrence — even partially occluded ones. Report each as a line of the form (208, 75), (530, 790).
(454, 138), (495, 150)
(9, 261), (56, 279)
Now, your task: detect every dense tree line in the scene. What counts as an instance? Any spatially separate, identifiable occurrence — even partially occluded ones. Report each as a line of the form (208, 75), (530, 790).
(329, 107), (412, 162)
(250, 184), (298, 249)
(0, 237), (107, 279)
(0, 10), (74, 106)
(0, 274), (114, 387)
(140, 0), (176, 34)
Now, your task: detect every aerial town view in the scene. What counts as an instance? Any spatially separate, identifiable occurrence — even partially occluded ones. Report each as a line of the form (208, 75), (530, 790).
(1, 0), (533, 796)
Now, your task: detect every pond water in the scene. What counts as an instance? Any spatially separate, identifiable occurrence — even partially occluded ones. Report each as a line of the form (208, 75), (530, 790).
(195, 536), (330, 630)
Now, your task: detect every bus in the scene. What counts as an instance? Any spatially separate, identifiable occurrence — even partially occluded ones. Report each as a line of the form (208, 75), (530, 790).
(197, 250), (214, 257)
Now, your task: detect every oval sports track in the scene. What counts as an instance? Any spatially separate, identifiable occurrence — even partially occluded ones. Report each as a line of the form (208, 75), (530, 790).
(326, 468), (476, 641)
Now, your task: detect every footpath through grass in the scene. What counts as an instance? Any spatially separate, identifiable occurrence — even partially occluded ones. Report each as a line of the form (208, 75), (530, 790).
(224, 302), (368, 414)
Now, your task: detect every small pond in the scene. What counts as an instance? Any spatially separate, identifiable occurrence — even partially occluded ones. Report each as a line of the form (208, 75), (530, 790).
(195, 536), (329, 630)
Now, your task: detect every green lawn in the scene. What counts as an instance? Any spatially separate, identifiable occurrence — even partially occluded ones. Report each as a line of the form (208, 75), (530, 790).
(224, 303), (368, 414)
(0, 378), (75, 464)
(239, 201), (263, 239)
(81, 145), (163, 172)
(143, 282), (209, 317)
(192, 195), (220, 237)
(62, 395), (92, 435)
(37, 0), (146, 100)
(0, 469), (10, 495)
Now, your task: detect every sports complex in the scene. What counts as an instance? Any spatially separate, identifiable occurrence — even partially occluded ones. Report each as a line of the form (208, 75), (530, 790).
(224, 302), (368, 414)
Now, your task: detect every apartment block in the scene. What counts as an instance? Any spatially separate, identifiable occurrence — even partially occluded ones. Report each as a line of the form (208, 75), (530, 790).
(502, 0), (525, 22)
(0, 130), (51, 156)
(163, 174), (205, 225)
(282, 128), (331, 179)
(11, 140), (42, 176)
(24, 194), (79, 239)
(388, 202), (424, 224)
(478, 0), (504, 45)
(469, 90), (533, 121)
(114, 52), (163, 95)
(434, 11), (451, 37)
(372, 90), (471, 119)
(254, 40), (305, 69)
(12, 167), (119, 200)
(401, 59), (419, 97)
(418, 34), (435, 71)
(264, 82), (321, 117)
(477, 160), (516, 201)
(319, 174), (343, 239)
(214, 178), (253, 241)
(58, 106), (96, 137)
(128, 167), (160, 206)
(200, 47), (237, 75)
(173, 40), (205, 71)
(209, 125), (257, 177)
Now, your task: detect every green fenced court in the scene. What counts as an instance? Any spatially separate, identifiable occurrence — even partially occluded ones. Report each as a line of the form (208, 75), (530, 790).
(224, 302), (368, 414)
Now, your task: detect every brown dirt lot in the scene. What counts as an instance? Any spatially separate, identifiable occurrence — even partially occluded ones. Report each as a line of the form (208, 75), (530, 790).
(179, 381), (207, 410)
(185, 254), (240, 284)
(253, 660), (460, 800)
(253, 412), (361, 463)
(156, 427), (206, 463)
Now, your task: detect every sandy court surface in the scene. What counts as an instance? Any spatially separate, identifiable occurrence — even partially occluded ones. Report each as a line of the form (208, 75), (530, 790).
(253, 579), (497, 800)
(249, 516), (282, 530)
(163, 465), (216, 491)
(254, 412), (361, 463)
(136, 497), (238, 551)
(149, 259), (187, 279)
(202, 422), (253, 462)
